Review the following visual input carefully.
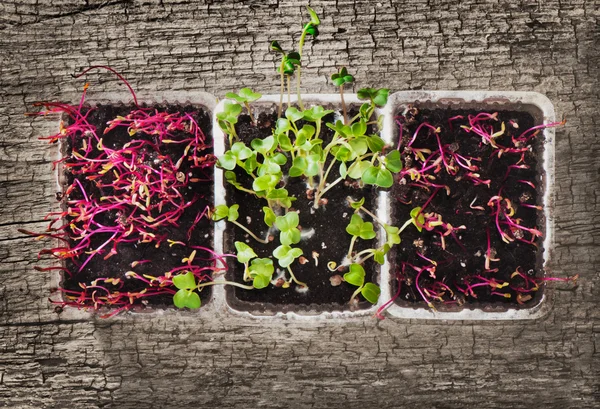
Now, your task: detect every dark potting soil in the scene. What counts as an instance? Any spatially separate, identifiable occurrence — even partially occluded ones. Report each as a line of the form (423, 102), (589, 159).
(391, 107), (544, 309)
(223, 110), (380, 312)
(61, 103), (214, 308)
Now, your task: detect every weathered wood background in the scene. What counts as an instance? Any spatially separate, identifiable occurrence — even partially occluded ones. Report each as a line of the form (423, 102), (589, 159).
(0, 0), (598, 407)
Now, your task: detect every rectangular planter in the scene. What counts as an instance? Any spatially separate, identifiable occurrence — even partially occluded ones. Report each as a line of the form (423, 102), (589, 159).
(213, 94), (386, 319)
(50, 91), (217, 319)
(379, 91), (556, 320)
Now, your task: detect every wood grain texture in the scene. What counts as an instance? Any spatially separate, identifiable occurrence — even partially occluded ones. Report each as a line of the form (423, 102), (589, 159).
(0, 0), (599, 407)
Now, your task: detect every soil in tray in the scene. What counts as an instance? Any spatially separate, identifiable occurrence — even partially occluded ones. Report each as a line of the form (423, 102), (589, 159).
(61, 103), (214, 308)
(223, 110), (380, 312)
(391, 107), (544, 308)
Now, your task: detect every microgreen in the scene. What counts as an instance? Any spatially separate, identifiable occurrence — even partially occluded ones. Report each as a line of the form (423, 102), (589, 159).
(331, 67), (354, 124)
(274, 211), (301, 246)
(172, 272), (202, 309)
(217, 101), (243, 146)
(343, 264), (381, 304)
(225, 88), (262, 124)
(212, 204), (269, 244)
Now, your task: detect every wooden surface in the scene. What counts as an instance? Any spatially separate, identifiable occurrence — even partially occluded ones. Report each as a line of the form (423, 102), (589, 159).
(1, 0), (599, 407)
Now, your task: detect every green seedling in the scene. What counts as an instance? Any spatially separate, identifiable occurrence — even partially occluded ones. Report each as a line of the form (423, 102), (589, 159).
(247, 258), (275, 289)
(172, 271), (202, 309)
(295, 6), (320, 110)
(217, 101), (243, 146)
(331, 67), (354, 124)
(273, 244), (307, 288)
(211, 204), (269, 244)
(343, 263), (381, 304)
(274, 211), (301, 246)
(270, 41), (301, 118)
(225, 88), (262, 124)
(346, 197), (401, 265)
(234, 242), (275, 289)
(345, 213), (376, 259)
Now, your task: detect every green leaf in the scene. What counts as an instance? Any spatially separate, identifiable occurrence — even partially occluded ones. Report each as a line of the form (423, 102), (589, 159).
(272, 153), (287, 165)
(249, 258), (274, 279)
(305, 154), (321, 177)
(307, 5), (320, 25)
(212, 205), (230, 221)
(410, 207), (425, 232)
(239, 87), (262, 102)
(346, 214), (376, 240)
(373, 244), (390, 265)
(252, 174), (279, 192)
(384, 150), (402, 173)
(218, 101), (242, 123)
(173, 289), (201, 309)
(350, 197), (365, 210)
(373, 89), (389, 107)
(224, 171), (243, 189)
(361, 283), (381, 304)
(273, 245), (303, 268)
(285, 107), (304, 123)
(228, 204), (240, 222)
(248, 258), (274, 289)
(303, 105), (334, 122)
(305, 25), (319, 37)
(334, 146), (354, 162)
(172, 271), (197, 290)
(359, 103), (374, 121)
(332, 77), (345, 87)
(277, 133), (293, 151)
(351, 120), (367, 137)
(270, 41), (284, 53)
(243, 153), (258, 174)
(218, 151), (237, 170)
(275, 211), (299, 231)
(344, 264), (365, 287)
(235, 241), (257, 263)
(257, 157), (281, 176)
(384, 225), (401, 246)
(339, 162), (347, 178)
(263, 206), (276, 227)
(357, 88), (389, 107)
(348, 137), (369, 156)
(280, 229), (301, 246)
(347, 160), (371, 179)
(251, 136), (275, 155)
(289, 156), (307, 177)
(231, 142), (252, 160)
(297, 124), (316, 143)
(362, 166), (393, 188)
(276, 118), (291, 134)
(366, 135), (385, 153)
(327, 120), (350, 137)
(266, 188), (290, 201)
(252, 274), (271, 290)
